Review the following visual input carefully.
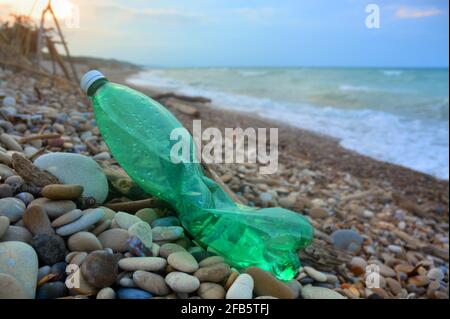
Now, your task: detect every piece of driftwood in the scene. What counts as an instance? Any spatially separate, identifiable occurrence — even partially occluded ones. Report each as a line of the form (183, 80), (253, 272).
(19, 133), (60, 144)
(11, 153), (60, 187)
(154, 92), (211, 104)
(105, 198), (167, 213)
(164, 98), (199, 117)
(299, 238), (352, 272)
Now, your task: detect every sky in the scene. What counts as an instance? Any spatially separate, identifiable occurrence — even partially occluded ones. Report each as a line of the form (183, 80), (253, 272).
(0, 0), (449, 67)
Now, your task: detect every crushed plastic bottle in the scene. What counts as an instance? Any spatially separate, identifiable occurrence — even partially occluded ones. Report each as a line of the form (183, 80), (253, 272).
(81, 70), (314, 280)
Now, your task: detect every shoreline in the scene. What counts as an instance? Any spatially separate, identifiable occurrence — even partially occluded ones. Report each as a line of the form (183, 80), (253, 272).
(100, 64), (448, 207)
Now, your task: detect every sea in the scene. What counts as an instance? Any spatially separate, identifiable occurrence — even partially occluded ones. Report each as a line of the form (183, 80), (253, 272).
(127, 67), (449, 180)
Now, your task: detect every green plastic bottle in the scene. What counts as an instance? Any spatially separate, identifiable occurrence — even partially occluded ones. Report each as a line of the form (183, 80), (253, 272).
(81, 70), (314, 280)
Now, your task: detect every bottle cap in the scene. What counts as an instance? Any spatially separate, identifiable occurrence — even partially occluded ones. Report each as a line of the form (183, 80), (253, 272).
(80, 70), (106, 94)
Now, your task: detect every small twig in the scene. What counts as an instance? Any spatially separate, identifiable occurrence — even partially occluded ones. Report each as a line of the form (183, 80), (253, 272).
(19, 133), (60, 144)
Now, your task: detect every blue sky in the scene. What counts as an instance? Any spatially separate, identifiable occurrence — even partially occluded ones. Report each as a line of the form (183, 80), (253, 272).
(1, 0), (449, 67)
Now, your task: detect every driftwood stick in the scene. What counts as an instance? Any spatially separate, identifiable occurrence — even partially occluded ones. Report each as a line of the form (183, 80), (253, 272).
(12, 153), (60, 187)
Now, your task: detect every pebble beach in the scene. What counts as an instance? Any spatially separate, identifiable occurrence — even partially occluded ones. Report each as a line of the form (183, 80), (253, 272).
(0, 59), (448, 300)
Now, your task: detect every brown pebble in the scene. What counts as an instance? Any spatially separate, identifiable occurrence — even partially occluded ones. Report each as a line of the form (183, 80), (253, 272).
(194, 263), (230, 283)
(23, 205), (54, 236)
(224, 271), (239, 290)
(42, 184), (83, 200)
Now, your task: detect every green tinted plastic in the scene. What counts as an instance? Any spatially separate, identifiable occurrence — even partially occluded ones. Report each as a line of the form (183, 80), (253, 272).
(89, 81), (314, 280)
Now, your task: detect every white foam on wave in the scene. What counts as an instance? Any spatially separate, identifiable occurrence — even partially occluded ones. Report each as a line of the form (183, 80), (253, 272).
(127, 70), (449, 180)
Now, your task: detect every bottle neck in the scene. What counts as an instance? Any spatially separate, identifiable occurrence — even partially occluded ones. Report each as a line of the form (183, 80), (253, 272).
(87, 78), (109, 97)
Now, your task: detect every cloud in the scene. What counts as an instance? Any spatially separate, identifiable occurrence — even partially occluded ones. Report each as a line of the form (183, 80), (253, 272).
(395, 6), (445, 19)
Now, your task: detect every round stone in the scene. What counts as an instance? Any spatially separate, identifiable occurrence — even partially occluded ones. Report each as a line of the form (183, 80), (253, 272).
(23, 205), (54, 236)
(135, 208), (159, 224)
(118, 257), (167, 272)
(0, 197), (26, 223)
(246, 266), (296, 299)
(42, 184), (84, 200)
(34, 153), (109, 204)
(350, 257), (368, 276)
(199, 256), (225, 268)
(0, 215), (10, 238)
(81, 250), (118, 288)
(36, 281), (68, 299)
(0, 241), (39, 298)
(97, 287), (116, 299)
(331, 229), (364, 253)
(427, 268), (445, 282)
(98, 228), (129, 252)
(194, 263), (230, 283)
(56, 208), (105, 236)
(0, 273), (28, 299)
(226, 274), (254, 299)
(198, 282), (226, 299)
(165, 272), (200, 293)
(31, 234), (67, 265)
(168, 251), (199, 273)
(128, 221), (152, 249)
(133, 270), (170, 296)
(115, 212), (142, 230)
(67, 232), (103, 252)
(159, 243), (187, 258)
(28, 198), (77, 219)
(309, 206), (330, 219)
(51, 209), (83, 228)
(301, 285), (347, 299)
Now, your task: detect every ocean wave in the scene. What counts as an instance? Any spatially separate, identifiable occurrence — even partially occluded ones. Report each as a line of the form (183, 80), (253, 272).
(126, 69), (449, 180)
(382, 70), (403, 76)
(339, 84), (374, 92)
(237, 70), (269, 77)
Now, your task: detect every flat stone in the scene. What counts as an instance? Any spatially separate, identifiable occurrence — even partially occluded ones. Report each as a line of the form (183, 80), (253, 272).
(29, 198), (77, 219)
(301, 285), (347, 299)
(98, 228), (129, 252)
(118, 257), (167, 272)
(0, 197), (26, 222)
(0, 241), (39, 298)
(386, 278), (402, 295)
(167, 251), (199, 273)
(35, 153), (109, 204)
(350, 257), (368, 276)
(226, 274), (254, 299)
(159, 243), (187, 258)
(304, 266), (327, 282)
(151, 216), (180, 227)
(128, 221), (152, 249)
(81, 250), (118, 288)
(165, 272), (200, 293)
(51, 209), (83, 228)
(246, 267), (296, 299)
(31, 234), (67, 265)
(56, 208), (104, 236)
(1, 225), (33, 243)
(0, 273), (28, 299)
(115, 212), (141, 230)
(309, 206), (330, 219)
(23, 205), (54, 235)
(133, 270), (170, 296)
(117, 288), (152, 299)
(152, 226), (184, 242)
(68, 231), (103, 252)
(42, 184), (84, 200)
(0, 215), (10, 238)
(194, 263), (230, 283)
(198, 282), (226, 299)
